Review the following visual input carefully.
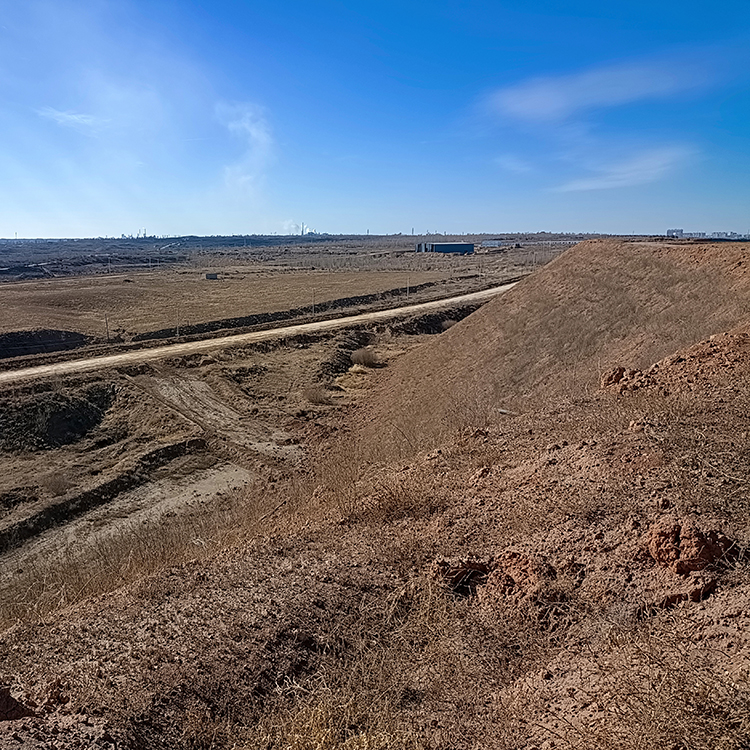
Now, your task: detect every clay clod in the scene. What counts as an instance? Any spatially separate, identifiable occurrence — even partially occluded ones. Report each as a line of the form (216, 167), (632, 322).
(648, 517), (734, 575)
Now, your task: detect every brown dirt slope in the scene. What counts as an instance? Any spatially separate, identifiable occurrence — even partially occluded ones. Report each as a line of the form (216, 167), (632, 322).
(5, 241), (750, 749)
(362, 239), (750, 456)
(3, 324), (750, 749)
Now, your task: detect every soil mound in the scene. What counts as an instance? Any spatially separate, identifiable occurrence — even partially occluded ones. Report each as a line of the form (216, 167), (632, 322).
(647, 517), (735, 575)
(361, 239), (750, 454)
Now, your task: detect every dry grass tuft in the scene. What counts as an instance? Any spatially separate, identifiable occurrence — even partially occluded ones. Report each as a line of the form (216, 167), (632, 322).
(38, 472), (74, 497)
(247, 692), (423, 750)
(350, 348), (380, 368)
(352, 474), (447, 524)
(302, 385), (332, 405)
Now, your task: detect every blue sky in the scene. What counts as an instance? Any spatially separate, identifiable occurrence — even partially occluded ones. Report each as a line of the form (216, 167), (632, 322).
(1, 0), (749, 237)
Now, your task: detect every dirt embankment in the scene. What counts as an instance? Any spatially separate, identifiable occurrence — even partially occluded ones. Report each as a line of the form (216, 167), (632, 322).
(360, 239), (750, 456)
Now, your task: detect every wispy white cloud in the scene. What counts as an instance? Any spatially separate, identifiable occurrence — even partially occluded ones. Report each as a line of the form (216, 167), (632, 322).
(490, 58), (709, 122)
(216, 102), (273, 192)
(37, 106), (106, 133)
(494, 154), (533, 174)
(554, 146), (694, 191)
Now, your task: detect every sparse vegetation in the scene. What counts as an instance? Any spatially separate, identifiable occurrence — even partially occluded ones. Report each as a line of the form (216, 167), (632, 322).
(350, 347), (380, 367)
(302, 384), (332, 405)
(38, 472), (73, 497)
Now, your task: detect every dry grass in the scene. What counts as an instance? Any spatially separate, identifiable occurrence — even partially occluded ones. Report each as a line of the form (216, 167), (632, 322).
(241, 575), (555, 750)
(0, 269), (453, 338)
(302, 385), (332, 405)
(247, 693), (424, 750)
(313, 433), (448, 525)
(522, 612), (750, 750)
(350, 348), (380, 368)
(38, 471), (74, 497)
(0, 479), (303, 628)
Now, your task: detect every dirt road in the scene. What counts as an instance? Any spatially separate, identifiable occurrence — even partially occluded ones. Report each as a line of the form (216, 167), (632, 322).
(0, 283), (516, 385)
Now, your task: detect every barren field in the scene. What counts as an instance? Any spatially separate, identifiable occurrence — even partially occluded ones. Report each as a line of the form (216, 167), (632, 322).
(0, 267), (454, 338)
(0, 244), (535, 363)
(5, 238), (750, 750)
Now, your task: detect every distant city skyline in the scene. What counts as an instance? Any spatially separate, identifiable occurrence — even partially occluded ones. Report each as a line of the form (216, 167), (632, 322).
(667, 229), (750, 239)
(1, 1), (749, 238)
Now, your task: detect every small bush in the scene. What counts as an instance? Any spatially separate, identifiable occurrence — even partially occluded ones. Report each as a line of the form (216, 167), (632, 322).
(39, 472), (74, 497)
(303, 385), (332, 405)
(350, 348), (379, 368)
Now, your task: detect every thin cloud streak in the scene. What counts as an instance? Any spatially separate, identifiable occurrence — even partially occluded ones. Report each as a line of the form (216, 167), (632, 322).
(494, 154), (533, 174)
(216, 102), (273, 192)
(554, 146), (694, 192)
(490, 58), (710, 122)
(37, 106), (106, 133)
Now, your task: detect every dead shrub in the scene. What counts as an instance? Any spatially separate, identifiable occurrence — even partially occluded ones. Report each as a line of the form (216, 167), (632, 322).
(38, 472), (74, 497)
(350, 348), (379, 368)
(302, 385), (332, 405)
(354, 474), (446, 523)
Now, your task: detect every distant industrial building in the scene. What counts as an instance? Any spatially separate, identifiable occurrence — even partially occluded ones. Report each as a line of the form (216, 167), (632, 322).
(667, 229), (749, 240)
(415, 242), (474, 254)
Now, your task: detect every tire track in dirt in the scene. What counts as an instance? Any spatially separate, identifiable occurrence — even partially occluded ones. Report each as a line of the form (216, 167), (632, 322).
(123, 372), (300, 469)
(0, 284), (516, 385)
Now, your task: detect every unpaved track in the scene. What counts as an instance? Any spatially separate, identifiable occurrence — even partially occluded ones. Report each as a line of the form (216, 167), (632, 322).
(0, 283), (516, 385)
